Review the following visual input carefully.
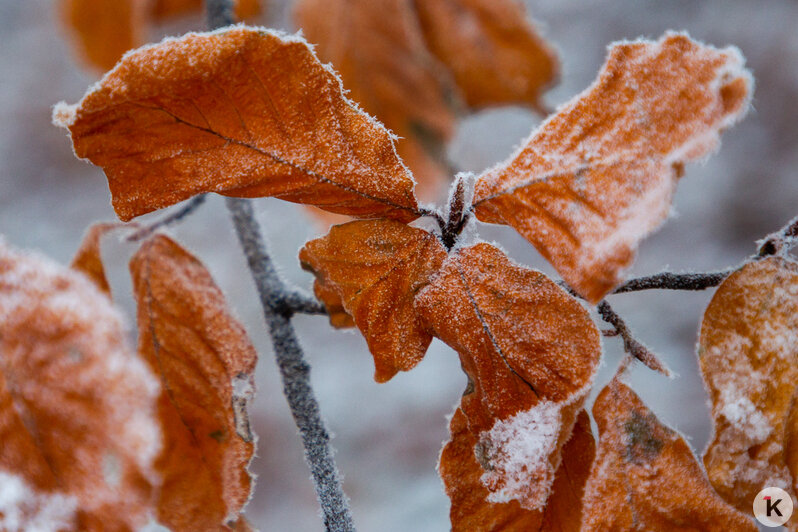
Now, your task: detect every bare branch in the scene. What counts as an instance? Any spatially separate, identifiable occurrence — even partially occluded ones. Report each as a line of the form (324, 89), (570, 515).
(612, 270), (732, 294)
(126, 195), (207, 242)
(757, 214), (798, 257)
(597, 300), (671, 377)
(283, 290), (328, 315)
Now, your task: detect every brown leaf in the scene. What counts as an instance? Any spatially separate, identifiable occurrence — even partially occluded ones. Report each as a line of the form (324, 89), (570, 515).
(413, 0), (558, 111)
(415, 243), (600, 508)
(699, 256), (798, 513)
(582, 378), (756, 531)
(472, 33), (752, 303)
(300, 219), (446, 382)
(0, 240), (160, 531)
(61, 0), (148, 71)
(439, 408), (594, 531)
(55, 27), (422, 223)
(70, 222), (119, 294)
(313, 276), (355, 329)
(295, 0), (455, 202)
(131, 235), (257, 530)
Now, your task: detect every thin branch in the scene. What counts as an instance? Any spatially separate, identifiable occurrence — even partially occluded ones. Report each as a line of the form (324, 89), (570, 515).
(126, 195), (207, 242)
(597, 300), (671, 377)
(226, 198), (355, 532)
(283, 290), (328, 315)
(612, 269), (732, 294)
(757, 214), (798, 257)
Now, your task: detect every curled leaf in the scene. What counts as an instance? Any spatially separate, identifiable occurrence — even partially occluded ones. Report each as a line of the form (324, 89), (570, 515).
(0, 240), (160, 531)
(300, 219), (446, 382)
(699, 256), (798, 512)
(413, 0), (558, 111)
(131, 235), (257, 531)
(582, 379), (756, 531)
(439, 408), (594, 531)
(313, 277), (355, 329)
(70, 222), (120, 294)
(415, 243), (600, 508)
(472, 33), (752, 303)
(55, 27), (421, 223)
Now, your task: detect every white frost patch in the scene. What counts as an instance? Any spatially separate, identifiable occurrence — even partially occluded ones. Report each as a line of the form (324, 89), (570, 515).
(51, 101), (77, 128)
(719, 388), (772, 443)
(479, 401), (561, 509)
(0, 471), (77, 532)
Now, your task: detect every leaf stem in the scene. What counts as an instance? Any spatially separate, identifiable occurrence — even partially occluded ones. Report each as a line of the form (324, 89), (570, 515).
(596, 300), (671, 377)
(126, 195), (207, 242)
(225, 198), (355, 532)
(611, 270), (732, 294)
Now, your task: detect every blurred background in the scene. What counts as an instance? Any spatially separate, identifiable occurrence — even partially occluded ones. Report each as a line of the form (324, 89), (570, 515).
(1, 0), (797, 529)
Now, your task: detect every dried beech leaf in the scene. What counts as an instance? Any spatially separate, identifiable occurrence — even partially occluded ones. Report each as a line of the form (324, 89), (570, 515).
(151, 0), (261, 20)
(472, 33), (752, 303)
(61, 0), (148, 71)
(55, 27), (421, 222)
(439, 408), (594, 531)
(0, 240), (160, 531)
(295, 0), (455, 202)
(131, 235), (257, 530)
(413, 0), (558, 110)
(415, 243), (600, 508)
(70, 222), (119, 294)
(300, 219), (446, 382)
(699, 256), (798, 513)
(582, 379), (756, 531)
(313, 276), (355, 329)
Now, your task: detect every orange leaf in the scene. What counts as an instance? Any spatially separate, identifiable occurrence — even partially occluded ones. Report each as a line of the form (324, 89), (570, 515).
(60, 0), (148, 71)
(699, 256), (798, 513)
(582, 378), (756, 531)
(0, 240), (160, 531)
(472, 33), (752, 303)
(415, 243), (600, 508)
(294, 0), (455, 202)
(70, 222), (119, 294)
(313, 276), (355, 329)
(413, 0), (558, 111)
(130, 235), (257, 530)
(439, 408), (594, 531)
(300, 219), (446, 382)
(55, 27), (421, 223)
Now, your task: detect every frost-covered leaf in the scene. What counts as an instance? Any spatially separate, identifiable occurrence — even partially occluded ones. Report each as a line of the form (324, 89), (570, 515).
(415, 243), (600, 508)
(131, 235), (257, 531)
(300, 219), (446, 382)
(439, 408), (594, 531)
(60, 0), (148, 71)
(55, 27), (421, 223)
(313, 276), (355, 329)
(413, 0), (557, 111)
(295, 0), (455, 202)
(699, 256), (798, 513)
(70, 222), (119, 294)
(472, 33), (752, 303)
(0, 240), (160, 531)
(582, 378), (756, 531)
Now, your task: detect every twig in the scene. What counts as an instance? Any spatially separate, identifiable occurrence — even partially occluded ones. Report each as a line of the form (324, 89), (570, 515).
(283, 290), (328, 315)
(126, 195), (207, 242)
(596, 300), (671, 377)
(225, 198), (355, 531)
(757, 214), (798, 257)
(205, 1), (354, 530)
(612, 270), (732, 294)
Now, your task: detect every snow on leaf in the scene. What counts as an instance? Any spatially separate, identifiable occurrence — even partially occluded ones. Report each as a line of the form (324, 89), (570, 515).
(472, 32), (752, 303)
(699, 256), (798, 514)
(70, 222), (120, 295)
(413, 0), (558, 111)
(130, 235), (257, 531)
(55, 27), (421, 223)
(0, 240), (160, 531)
(414, 242), (600, 508)
(300, 219), (446, 382)
(582, 378), (756, 531)
(295, 0), (456, 202)
(439, 408), (594, 531)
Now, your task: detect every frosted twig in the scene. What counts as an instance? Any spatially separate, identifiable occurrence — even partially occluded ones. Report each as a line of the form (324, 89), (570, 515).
(126, 195), (207, 242)
(757, 214), (798, 257)
(597, 300), (671, 377)
(612, 270), (732, 294)
(282, 290), (328, 315)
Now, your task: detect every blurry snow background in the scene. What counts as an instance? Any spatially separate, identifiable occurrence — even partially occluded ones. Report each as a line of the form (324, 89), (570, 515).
(1, 0), (797, 530)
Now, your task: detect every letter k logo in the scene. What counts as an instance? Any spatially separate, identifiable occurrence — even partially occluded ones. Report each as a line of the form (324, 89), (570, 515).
(765, 496), (783, 517)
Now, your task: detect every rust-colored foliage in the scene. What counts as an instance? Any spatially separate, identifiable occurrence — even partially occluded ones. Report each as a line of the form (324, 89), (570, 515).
(439, 408), (594, 531)
(415, 243), (600, 509)
(412, 0), (557, 111)
(55, 28), (421, 223)
(582, 378), (756, 531)
(70, 222), (119, 294)
(300, 219), (446, 382)
(472, 33), (751, 303)
(313, 277), (355, 329)
(0, 240), (159, 531)
(699, 256), (798, 514)
(130, 235), (257, 531)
